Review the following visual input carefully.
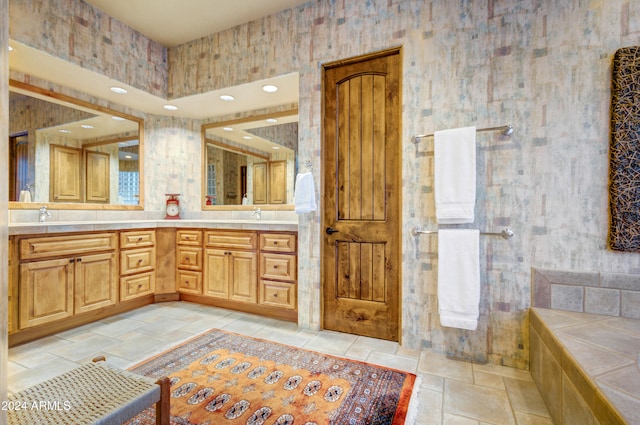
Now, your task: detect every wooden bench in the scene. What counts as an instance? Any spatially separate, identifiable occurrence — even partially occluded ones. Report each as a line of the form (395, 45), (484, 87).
(7, 358), (170, 425)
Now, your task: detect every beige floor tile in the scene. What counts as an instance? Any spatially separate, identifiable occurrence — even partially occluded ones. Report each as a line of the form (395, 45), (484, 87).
(420, 373), (445, 392)
(366, 351), (418, 373)
(503, 377), (551, 418)
(7, 357), (80, 393)
(444, 379), (516, 425)
(474, 370), (505, 390)
(443, 412), (480, 424)
(472, 362), (534, 382)
(419, 350), (474, 383)
(303, 330), (358, 355)
(514, 411), (555, 425)
(47, 334), (120, 362)
(413, 387), (443, 425)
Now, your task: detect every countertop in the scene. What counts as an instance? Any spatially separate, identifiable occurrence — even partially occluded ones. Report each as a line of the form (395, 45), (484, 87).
(8, 219), (298, 235)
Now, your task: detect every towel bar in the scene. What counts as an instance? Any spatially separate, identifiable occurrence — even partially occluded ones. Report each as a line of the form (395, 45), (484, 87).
(411, 125), (514, 144)
(412, 227), (514, 239)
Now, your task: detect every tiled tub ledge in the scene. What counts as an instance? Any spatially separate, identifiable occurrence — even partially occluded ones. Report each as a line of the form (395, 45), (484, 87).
(530, 308), (640, 425)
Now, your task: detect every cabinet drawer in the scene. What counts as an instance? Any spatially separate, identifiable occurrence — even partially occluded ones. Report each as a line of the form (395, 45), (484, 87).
(260, 253), (296, 281)
(205, 231), (257, 250)
(177, 270), (202, 295)
(177, 246), (202, 270)
(120, 230), (156, 249)
(120, 247), (156, 275)
(177, 229), (202, 246)
(120, 271), (155, 301)
(260, 233), (297, 253)
(259, 280), (296, 310)
(20, 233), (117, 260)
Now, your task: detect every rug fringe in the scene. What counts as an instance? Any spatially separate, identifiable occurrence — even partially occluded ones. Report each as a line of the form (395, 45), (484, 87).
(404, 375), (422, 424)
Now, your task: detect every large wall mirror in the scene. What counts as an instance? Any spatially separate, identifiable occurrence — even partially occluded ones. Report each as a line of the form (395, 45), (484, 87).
(202, 109), (298, 210)
(8, 79), (144, 210)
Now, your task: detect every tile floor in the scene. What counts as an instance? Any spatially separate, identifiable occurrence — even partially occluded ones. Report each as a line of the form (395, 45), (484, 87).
(8, 301), (554, 424)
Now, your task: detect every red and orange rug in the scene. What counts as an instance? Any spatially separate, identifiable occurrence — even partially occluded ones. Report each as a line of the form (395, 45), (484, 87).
(125, 329), (417, 424)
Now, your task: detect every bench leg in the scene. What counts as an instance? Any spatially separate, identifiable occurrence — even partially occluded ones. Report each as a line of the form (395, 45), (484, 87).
(155, 377), (171, 425)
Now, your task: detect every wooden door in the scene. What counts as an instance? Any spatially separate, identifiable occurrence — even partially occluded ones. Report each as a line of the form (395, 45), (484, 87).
(322, 49), (401, 341)
(19, 258), (74, 329)
(74, 252), (118, 314)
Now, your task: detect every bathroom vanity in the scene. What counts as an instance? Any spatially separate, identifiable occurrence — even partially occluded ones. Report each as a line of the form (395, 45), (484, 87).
(8, 220), (297, 346)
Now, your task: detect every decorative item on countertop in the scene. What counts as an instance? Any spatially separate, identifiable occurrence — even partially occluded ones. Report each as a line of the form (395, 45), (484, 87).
(165, 193), (181, 219)
(205, 195), (216, 205)
(242, 193), (249, 205)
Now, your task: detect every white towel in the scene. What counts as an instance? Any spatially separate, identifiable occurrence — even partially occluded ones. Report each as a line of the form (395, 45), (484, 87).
(434, 126), (476, 223)
(294, 172), (317, 214)
(19, 190), (31, 202)
(437, 229), (480, 330)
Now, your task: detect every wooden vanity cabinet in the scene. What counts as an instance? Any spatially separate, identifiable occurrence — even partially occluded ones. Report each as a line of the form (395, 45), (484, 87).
(119, 230), (156, 301)
(8, 237), (17, 334)
(176, 230), (203, 295)
(17, 233), (118, 329)
(203, 231), (258, 303)
(259, 233), (297, 310)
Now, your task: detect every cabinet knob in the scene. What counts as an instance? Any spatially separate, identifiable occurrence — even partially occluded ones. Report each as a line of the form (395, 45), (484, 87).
(274, 241), (278, 245)
(185, 256), (190, 262)
(137, 259), (143, 264)
(138, 237), (143, 242)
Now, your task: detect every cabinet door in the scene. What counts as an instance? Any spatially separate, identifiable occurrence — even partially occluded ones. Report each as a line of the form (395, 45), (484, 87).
(85, 150), (110, 203)
(19, 258), (74, 329)
(229, 250), (257, 303)
(204, 248), (229, 298)
(74, 252), (118, 314)
(269, 160), (287, 204)
(253, 162), (268, 204)
(50, 144), (82, 202)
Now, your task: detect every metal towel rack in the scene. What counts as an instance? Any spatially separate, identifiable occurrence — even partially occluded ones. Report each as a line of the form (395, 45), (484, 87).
(411, 125), (514, 145)
(412, 227), (515, 239)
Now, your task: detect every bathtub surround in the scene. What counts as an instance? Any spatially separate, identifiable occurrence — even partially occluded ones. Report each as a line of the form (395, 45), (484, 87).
(530, 308), (640, 425)
(532, 267), (640, 319)
(5, 0), (640, 371)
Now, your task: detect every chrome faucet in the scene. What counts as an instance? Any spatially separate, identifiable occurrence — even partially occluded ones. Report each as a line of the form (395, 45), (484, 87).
(39, 205), (51, 223)
(250, 208), (262, 221)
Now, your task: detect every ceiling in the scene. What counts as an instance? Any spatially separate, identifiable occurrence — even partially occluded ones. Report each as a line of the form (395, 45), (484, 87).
(83, 0), (310, 48)
(9, 0), (306, 119)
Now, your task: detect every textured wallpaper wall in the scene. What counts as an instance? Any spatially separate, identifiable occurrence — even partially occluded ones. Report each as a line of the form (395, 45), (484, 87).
(8, 0), (640, 368)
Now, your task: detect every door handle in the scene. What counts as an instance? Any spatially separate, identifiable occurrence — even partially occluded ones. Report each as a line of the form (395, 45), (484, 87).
(326, 227), (339, 235)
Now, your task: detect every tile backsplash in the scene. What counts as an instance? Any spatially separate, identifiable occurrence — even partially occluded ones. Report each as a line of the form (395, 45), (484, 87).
(532, 267), (640, 319)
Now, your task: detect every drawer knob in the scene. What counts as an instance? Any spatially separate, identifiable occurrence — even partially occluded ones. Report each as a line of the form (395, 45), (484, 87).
(137, 259), (143, 264)
(138, 237), (143, 241)
(274, 241), (278, 245)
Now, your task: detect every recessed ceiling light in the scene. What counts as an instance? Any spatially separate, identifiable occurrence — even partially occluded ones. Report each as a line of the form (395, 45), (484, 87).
(223, 127), (234, 132)
(81, 124), (94, 129)
(163, 104), (178, 111)
(220, 94), (235, 101)
(124, 155), (132, 159)
(243, 136), (253, 140)
(262, 84), (278, 93)
(112, 116), (126, 121)
(266, 118), (278, 123)
(59, 129), (72, 133)
(110, 86), (128, 94)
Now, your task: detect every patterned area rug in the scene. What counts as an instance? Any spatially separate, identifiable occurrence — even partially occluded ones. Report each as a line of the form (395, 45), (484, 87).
(125, 329), (417, 424)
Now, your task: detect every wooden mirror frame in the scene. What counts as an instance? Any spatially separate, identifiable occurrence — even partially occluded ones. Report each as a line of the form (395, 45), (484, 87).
(201, 109), (297, 211)
(9, 79), (145, 211)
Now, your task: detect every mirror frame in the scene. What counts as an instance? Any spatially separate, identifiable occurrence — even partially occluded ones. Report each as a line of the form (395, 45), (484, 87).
(201, 108), (298, 211)
(8, 79), (145, 211)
